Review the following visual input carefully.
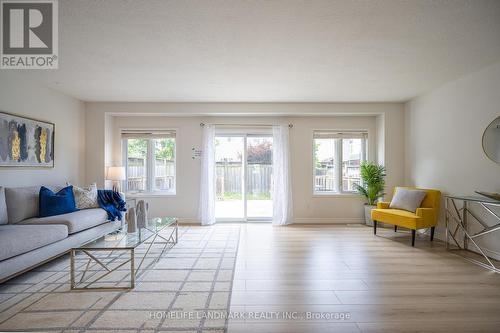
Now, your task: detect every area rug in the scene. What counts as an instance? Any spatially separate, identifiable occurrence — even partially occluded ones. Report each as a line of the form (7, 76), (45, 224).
(0, 225), (240, 332)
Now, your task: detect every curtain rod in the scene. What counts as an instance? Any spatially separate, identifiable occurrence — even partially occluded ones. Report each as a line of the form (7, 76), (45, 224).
(200, 123), (293, 128)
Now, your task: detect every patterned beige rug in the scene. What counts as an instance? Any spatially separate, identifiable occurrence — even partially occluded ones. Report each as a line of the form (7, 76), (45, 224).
(0, 225), (240, 332)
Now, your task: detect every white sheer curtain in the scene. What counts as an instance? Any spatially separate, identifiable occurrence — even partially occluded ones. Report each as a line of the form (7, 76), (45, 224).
(272, 125), (293, 225)
(198, 124), (216, 225)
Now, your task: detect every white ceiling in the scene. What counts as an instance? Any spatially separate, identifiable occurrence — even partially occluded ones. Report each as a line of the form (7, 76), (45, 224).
(17, 0), (500, 102)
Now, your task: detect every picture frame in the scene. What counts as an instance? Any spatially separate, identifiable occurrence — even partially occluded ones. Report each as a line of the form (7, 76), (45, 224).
(0, 111), (55, 168)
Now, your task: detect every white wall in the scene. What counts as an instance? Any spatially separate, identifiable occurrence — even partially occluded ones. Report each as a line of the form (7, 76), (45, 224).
(405, 61), (500, 257)
(85, 103), (405, 223)
(0, 72), (85, 187)
(111, 115), (377, 221)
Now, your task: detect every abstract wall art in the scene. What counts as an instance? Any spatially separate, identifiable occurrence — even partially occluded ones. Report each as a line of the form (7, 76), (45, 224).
(0, 112), (55, 167)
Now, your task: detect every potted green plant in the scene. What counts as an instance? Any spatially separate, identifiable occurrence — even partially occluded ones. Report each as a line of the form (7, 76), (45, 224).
(354, 162), (386, 226)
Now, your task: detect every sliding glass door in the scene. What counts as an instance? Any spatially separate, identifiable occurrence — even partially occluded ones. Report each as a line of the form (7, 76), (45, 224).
(215, 134), (273, 221)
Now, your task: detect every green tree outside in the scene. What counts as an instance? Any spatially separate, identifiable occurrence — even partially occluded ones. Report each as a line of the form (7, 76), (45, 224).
(127, 138), (175, 161)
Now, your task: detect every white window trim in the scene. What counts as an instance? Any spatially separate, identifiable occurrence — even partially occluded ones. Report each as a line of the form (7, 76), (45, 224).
(122, 131), (177, 196)
(126, 192), (176, 198)
(312, 193), (363, 198)
(312, 129), (368, 196)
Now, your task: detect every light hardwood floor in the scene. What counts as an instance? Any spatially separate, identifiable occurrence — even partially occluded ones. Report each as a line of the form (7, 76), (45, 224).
(227, 224), (500, 333)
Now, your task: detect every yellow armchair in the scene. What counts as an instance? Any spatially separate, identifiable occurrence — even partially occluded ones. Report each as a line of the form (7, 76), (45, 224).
(371, 187), (441, 246)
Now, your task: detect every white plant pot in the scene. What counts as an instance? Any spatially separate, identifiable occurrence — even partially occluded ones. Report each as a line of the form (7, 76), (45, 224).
(364, 204), (376, 226)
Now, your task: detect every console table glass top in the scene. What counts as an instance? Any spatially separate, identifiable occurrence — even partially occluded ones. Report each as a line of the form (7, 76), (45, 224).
(445, 194), (500, 205)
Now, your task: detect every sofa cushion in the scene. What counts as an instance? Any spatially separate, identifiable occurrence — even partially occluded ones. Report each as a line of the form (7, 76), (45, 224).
(371, 208), (421, 229)
(5, 185), (63, 224)
(0, 224), (68, 261)
(389, 187), (427, 213)
(20, 208), (109, 234)
(0, 187), (7, 225)
(39, 186), (77, 218)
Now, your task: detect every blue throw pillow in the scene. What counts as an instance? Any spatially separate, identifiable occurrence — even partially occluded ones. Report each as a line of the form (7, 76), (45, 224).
(39, 186), (78, 218)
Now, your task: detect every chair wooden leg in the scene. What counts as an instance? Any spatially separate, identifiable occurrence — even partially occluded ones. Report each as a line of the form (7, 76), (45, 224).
(373, 220), (377, 235)
(430, 227), (435, 241)
(394, 225), (397, 232)
(411, 230), (416, 247)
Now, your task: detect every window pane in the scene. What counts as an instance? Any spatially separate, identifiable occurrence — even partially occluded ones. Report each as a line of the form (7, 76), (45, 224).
(153, 138), (176, 192)
(215, 136), (244, 219)
(126, 138), (148, 191)
(314, 138), (335, 193)
(342, 138), (362, 192)
(247, 136), (273, 218)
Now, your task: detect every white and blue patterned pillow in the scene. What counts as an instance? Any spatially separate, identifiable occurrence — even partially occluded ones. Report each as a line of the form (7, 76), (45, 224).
(71, 183), (99, 209)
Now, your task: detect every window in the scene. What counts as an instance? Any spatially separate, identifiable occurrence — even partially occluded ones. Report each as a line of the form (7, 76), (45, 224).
(313, 131), (367, 194)
(122, 130), (176, 194)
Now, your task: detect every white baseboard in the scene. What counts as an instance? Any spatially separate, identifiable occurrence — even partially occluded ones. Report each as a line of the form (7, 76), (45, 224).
(433, 229), (500, 262)
(293, 217), (364, 224)
(176, 217), (365, 225)
(177, 217), (201, 225)
(481, 247), (500, 262)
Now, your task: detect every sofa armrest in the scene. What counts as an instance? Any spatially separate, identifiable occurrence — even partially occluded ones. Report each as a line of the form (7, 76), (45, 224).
(416, 208), (435, 221)
(377, 201), (390, 209)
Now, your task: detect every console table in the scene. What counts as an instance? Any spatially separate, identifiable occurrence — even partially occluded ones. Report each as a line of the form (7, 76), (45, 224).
(445, 195), (500, 273)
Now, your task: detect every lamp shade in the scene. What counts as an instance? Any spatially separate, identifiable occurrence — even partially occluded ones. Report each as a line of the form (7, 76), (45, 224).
(107, 166), (126, 181)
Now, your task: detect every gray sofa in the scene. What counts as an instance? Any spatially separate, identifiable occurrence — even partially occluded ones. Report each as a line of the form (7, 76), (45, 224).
(0, 185), (122, 282)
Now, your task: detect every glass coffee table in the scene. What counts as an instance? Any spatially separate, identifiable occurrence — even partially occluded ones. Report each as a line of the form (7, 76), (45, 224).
(70, 217), (178, 291)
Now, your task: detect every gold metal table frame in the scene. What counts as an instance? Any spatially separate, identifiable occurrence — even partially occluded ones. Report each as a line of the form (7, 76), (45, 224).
(445, 195), (500, 273)
(70, 218), (178, 291)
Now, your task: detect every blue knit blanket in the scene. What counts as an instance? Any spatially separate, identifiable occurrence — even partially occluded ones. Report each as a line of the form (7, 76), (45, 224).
(97, 190), (126, 221)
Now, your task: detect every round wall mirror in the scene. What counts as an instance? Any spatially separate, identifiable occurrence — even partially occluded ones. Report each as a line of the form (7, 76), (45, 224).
(482, 116), (500, 164)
